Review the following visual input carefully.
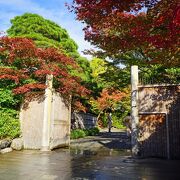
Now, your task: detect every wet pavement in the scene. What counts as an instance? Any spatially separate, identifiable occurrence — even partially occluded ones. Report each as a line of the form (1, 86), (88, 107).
(0, 148), (180, 180)
(70, 131), (131, 151)
(0, 130), (180, 180)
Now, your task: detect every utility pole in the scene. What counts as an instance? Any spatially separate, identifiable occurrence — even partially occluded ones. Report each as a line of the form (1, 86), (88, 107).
(131, 66), (139, 157)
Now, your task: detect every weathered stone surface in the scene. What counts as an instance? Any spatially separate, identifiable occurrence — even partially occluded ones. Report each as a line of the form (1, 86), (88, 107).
(20, 92), (70, 150)
(11, 138), (23, 150)
(0, 147), (13, 154)
(0, 139), (12, 150)
(71, 112), (97, 130)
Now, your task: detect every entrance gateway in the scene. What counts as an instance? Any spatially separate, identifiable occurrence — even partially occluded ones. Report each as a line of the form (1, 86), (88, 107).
(20, 75), (71, 150)
(131, 66), (180, 159)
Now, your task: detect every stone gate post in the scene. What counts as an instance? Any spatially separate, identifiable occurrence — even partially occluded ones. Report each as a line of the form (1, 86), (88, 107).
(131, 65), (139, 156)
(41, 74), (53, 151)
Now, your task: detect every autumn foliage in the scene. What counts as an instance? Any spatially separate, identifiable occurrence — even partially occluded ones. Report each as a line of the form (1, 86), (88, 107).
(90, 88), (126, 119)
(0, 36), (89, 97)
(71, 0), (180, 66)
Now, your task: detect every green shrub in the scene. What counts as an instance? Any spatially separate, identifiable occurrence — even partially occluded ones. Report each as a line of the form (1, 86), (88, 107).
(70, 129), (86, 139)
(0, 88), (21, 108)
(112, 114), (126, 129)
(70, 127), (100, 139)
(99, 112), (126, 129)
(99, 113), (108, 127)
(84, 127), (100, 136)
(0, 87), (21, 139)
(0, 108), (20, 139)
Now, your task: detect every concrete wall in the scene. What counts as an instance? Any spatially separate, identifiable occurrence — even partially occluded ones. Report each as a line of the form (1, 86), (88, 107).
(20, 92), (70, 150)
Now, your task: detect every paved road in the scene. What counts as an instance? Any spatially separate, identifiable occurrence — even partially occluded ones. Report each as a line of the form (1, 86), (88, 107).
(0, 130), (180, 180)
(70, 130), (131, 151)
(0, 148), (180, 180)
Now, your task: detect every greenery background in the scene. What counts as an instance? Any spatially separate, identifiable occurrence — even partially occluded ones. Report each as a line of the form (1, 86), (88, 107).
(0, 13), (179, 140)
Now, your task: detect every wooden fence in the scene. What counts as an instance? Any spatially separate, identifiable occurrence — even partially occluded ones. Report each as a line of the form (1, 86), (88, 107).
(138, 85), (180, 159)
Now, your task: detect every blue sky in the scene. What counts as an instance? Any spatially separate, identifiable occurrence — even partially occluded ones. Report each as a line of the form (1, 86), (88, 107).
(0, 0), (93, 58)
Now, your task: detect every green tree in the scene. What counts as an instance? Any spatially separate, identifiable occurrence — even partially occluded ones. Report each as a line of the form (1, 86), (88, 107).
(90, 58), (107, 79)
(7, 13), (93, 83)
(90, 58), (131, 89)
(0, 80), (21, 139)
(7, 13), (95, 112)
(74, 56), (92, 82)
(139, 65), (180, 84)
(89, 58), (108, 89)
(89, 58), (131, 128)
(7, 13), (78, 55)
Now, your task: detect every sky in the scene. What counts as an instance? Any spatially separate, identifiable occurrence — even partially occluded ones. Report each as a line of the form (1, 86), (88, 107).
(0, 0), (93, 59)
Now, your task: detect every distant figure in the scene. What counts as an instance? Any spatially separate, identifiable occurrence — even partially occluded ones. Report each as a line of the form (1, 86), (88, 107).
(107, 109), (113, 133)
(124, 113), (131, 137)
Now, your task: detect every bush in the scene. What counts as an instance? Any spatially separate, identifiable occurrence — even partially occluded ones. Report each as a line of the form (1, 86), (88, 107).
(112, 114), (126, 129)
(0, 88), (20, 108)
(0, 108), (20, 139)
(70, 129), (86, 139)
(98, 113), (108, 128)
(70, 127), (100, 139)
(84, 127), (100, 136)
(0, 87), (21, 140)
(98, 112), (126, 129)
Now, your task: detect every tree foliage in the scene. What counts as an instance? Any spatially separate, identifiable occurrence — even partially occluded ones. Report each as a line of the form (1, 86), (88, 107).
(7, 13), (93, 92)
(139, 65), (180, 84)
(0, 108), (20, 139)
(0, 36), (89, 97)
(0, 75), (21, 140)
(7, 13), (78, 55)
(90, 58), (107, 80)
(90, 58), (131, 89)
(71, 0), (180, 66)
(90, 88), (126, 119)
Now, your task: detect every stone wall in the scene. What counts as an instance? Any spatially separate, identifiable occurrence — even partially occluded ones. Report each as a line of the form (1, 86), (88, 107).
(71, 112), (97, 129)
(20, 92), (70, 150)
(20, 93), (44, 149)
(50, 92), (71, 149)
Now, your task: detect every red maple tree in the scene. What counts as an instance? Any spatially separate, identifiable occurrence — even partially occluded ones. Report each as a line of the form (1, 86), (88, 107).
(90, 88), (126, 120)
(71, 0), (180, 66)
(0, 36), (90, 98)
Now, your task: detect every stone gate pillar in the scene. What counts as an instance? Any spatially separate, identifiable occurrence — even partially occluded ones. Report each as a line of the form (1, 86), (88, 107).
(131, 65), (139, 156)
(41, 74), (53, 151)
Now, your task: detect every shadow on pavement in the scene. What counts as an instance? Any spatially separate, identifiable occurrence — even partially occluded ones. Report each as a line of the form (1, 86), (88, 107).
(97, 131), (131, 150)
